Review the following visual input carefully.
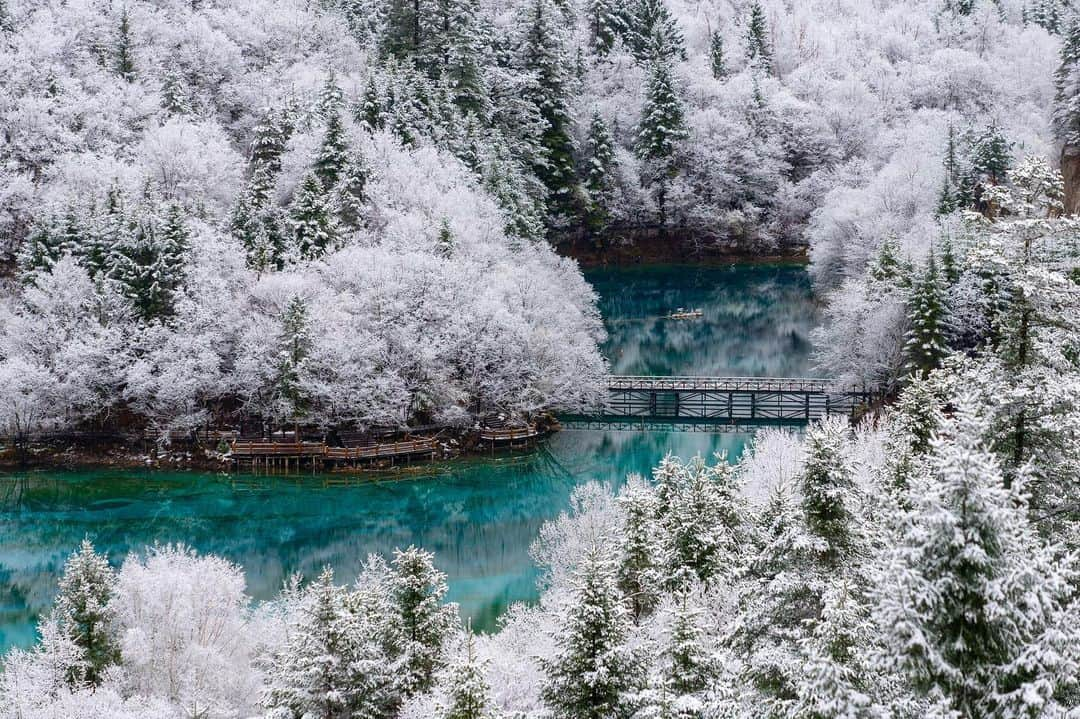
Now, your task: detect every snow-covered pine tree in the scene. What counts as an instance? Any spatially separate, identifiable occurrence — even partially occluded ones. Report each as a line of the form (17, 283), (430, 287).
(874, 398), (1080, 719)
(153, 202), (189, 311)
(636, 57), (686, 225)
(315, 111), (349, 191)
(541, 544), (643, 719)
(439, 632), (499, 719)
(264, 567), (400, 719)
(444, 0), (489, 118)
(727, 481), (815, 712)
(519, 0), (579, 222)
(317, 68), (345, 119)
(335, 151), (370, 230)
(273, 295), (311, 432)
(115, 8), (135, 82)
(667, 593), (716, 699)
(616, 477), (664, 620)
(1024, 0), (1066, 34)
(745, 2), (772, 73)
(709, 29), (726, 79)
(628, 0), (685, 64)
(664, 455), (743, 584)
(289, 172), (337, 260)
(587, 0), (625, 56)
(18, 211), (83, 277)
(52, 539), (119, 686)
(583, 111), (617, 234)
(1054, 19), (1080, 146)
(435, 217), (455, 258)
(389, 546), (459, 697)
(799, 418), (858, 569)
(382, 0), (422, 61)
(970, 123), (1012, 186)
(251, 107), (289, 173)
(160, 63), (191, 116)
(903, 253), (948, 377)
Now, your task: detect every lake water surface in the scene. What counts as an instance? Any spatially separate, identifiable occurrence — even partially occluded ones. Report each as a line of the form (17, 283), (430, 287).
(0, 263), (818, 652)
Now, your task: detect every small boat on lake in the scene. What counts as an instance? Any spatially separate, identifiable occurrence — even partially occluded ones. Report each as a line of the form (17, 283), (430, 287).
(667, 307), (704, 320)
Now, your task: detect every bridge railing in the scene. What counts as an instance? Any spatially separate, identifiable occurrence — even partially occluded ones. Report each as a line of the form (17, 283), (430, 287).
(606, 376), (871, 395)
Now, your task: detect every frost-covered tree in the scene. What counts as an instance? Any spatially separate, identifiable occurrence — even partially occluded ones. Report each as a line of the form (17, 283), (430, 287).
(160, 64), (191, 116)
(583, 111), (617, 233)
(709, 29), (727, 79)
(875, 399), (1080, 719)
(745, 2), (772, 73)
(636, 58), (686, 225)
(115, 8), (135, 82)
(628, 0), (685, 64)
(315, 107), (349, 190)
(288, 172), (337, 260)
(616, 477), (664, 620)
(52, 540), (119, 686)
(541, 544), (643, 719)
(272, 295), (311, 432)
(439, 632), (499, 719)
(587, 0), (625, 56)
(519, 0), (578, 220)
(799, 418), (858, 569)
(663, 455), (743, 584)
(903, 253), (949, 377)
(264, 567), (399, 719)
(389, 546), (459, 696)
(1054, 19), (1080, 146)
(970, 123), (1012, 186)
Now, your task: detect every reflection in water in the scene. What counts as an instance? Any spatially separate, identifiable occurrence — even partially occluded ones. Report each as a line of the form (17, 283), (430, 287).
(0, 264), (818, 652)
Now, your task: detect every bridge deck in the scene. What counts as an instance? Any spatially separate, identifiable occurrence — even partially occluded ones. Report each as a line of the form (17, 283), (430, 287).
(580, 375), (877, 426)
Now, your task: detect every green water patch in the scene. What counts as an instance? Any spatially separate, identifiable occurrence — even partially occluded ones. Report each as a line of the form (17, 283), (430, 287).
(0, 263), (819, 652)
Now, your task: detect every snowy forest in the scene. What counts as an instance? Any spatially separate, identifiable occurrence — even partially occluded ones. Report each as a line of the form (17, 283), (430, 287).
(5, 0), (1080, 716)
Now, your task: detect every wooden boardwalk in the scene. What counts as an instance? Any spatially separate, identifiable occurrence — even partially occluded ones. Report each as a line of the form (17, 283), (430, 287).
(562, 375), (879, 428)
(229, 437), (440, 472)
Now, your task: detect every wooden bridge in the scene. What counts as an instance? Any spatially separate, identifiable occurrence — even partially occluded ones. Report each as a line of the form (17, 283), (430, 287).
(559, 375), (878, 430)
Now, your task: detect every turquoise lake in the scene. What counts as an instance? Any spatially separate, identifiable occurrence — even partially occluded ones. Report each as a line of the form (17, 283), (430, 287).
(0, 263), (818, 652)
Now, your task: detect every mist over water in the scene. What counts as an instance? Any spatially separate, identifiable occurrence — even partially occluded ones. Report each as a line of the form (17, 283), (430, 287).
(0, 263), (818, 652)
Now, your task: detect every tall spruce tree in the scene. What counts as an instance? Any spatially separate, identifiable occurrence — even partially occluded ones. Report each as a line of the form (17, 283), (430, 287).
(115, 7), (135, 81)
(903, 253), (948, 377)
(583, 111), (618, 233)
(520, 0), (579, 221)
(541, 544), (643, 719)
(970, 123), (1012, 186)
(709, 29), (727, 79)
(799, 418), (857, 569)
(335, 151), (370, 230)
(663, 455), (743, 584)
(440, 632), (499, 719)
(52, 540), (119, 687)
(264, 567), (400, 719)
(315, 110), (349, 191)
(628, 0), (686, 63)
(445, 0), (489, 117)
(636, 58), (686, 225)
(616, 478), (664, 621)
(587, 0), (625, 56)
(289, 172), (337, 260)
(745, 2), (772, 73)
(274, 295), (312, 432)
(1054, 19), (1080, 145)
(160, 63), (191, 115)
(389, 546), (459, 697)
(874, 400), (1080, 719)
